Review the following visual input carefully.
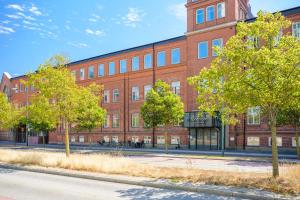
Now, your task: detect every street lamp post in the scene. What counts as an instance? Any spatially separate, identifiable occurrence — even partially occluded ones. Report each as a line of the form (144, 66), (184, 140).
(10, 87), (18, 145)
(25, 86), (29, 146)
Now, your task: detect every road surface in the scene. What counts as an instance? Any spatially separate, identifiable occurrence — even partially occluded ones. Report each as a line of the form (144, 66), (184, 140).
(0, 167), (245, 200)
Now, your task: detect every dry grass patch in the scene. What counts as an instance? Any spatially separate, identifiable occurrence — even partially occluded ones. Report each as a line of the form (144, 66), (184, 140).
(0, 149), (299, 196)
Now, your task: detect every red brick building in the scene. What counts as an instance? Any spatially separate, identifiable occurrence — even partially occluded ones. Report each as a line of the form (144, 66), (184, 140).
(1, 0), (300, 150)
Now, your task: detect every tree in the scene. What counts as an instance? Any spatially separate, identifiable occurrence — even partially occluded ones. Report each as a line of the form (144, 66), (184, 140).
(141, 80), (184, 153)
(75, 83), (106, 133)
(0, 92), (20, 130)
(277, 106), (300, 159)
(189, 12), (300, 177)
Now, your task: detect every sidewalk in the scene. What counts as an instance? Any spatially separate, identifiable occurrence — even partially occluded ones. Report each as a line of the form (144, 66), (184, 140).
(0, 162), (298, 200)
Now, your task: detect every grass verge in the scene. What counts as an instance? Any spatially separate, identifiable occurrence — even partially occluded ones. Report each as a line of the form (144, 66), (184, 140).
(0, 149), (298, 196)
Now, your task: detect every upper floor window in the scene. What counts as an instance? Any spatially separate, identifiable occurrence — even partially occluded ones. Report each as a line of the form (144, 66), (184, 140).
(247, 107), (260, 125)
(109, 62), (115, 76)
(131, 113), (140, 128)
(132, 56), (140, 71)
(293, 22), (300, 38)
(80, 68), (85, 80)
(19, 83), (23, 92)
(112, 114), (120, 128)
(198, 41), (208, 59)
(104, 90), (110, 103)
(217, 2), (225, 19)
(98, 64), (104, 77)
(196, 9), (204, 24)
(104, 114), (110, 128)
(71, 70), (76, 79)
(132, 86), (139, 101)
(171, 48), (180, 65)
(206, 6), (215, 21)
(144, 54), (152, 69)
(144, 85), (152, 99)
(157, 51), (166, 67)
(120, 59), (127, 74)
(112, 89), (119, 103)
(88, 66), (94, 79)
(212, 38), (223, 57)
(171, 81), (180, 95)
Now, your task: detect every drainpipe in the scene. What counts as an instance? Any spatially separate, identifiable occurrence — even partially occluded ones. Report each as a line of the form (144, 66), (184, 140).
(152, 43), (156, 148)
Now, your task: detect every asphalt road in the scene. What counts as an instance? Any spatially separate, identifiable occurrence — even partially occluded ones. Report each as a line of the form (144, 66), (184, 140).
(0, 167), (244, 200)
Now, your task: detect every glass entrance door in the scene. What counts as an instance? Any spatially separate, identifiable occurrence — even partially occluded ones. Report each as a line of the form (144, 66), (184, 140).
(189, 128), (219, 150)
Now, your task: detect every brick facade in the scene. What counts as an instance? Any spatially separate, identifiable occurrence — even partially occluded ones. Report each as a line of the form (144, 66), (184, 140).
(1, 0), (300, 150)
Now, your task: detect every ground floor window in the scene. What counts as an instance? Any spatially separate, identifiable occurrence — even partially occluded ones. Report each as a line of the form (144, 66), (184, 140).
(268, 137), (282, 147)
(144, 136), (151, 144)
(112, 136), (118, 143)
(157, 136), (165, 144)
(292, 137), (300, 147)
(132, 136), (139, 143)
(71, 136), (76, 143)
(79, 136), (84, 143)
(171, 136), (180, 145)
(104, 136), (110, 143)
(247, 137), (260, 146)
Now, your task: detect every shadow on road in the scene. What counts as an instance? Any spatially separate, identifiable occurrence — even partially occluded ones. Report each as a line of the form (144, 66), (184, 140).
(116, 187), (236, 200)
(0, 166), (16, 174)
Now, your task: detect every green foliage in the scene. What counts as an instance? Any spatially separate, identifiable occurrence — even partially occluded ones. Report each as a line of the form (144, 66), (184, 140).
(188, 11), (300, 176)
(141, 80), (184, 128)
(0, 92), (21, 130)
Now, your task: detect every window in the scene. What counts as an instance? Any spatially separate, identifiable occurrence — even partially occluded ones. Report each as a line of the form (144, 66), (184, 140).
(14, 84), (18, 93)
(248, 36), (259, 48)
(109, 62), (115, 76)
(119, 59), (127, 74)
(112, 136), (119, 143)
(292, 137), (300, 147)
(71, 70), (76, 79)
(157, 136), (165, 145)
(268, 137), (282, 147)
(98, 64), (104, 77)
(71, 136), (76, 143)
(112, 89), (119, 103)
(80, 68), (85, 80)
(104, 90), (110, 103)
(171, 48), (180, 64)
(206, 6), (215, 21)
(171, 136), (180, 145)
(144, 54), (152, 69)
(157, 51), (166, 67)
(292, 22), (300, 38)
(247, 137), (260, 146)
(198, 41), (208, 59)
(212, 38), (223, 57)
(144, 85), (152, 99)
(104, 115), (110, 128)
(196, 9), (204, 24)
(88, 66), (94, 79)
(30, 85), (34, 92)
(132, 136), (139, 143)
(79, 136), (85, 143)
(132, 56), (139, 71)
(247, 107), (260, 125)
(19, 83), (23, 92)
(274, 29), (283, 45)
(132, 87), (139, 101)
(171, 81), (180, 95)
(144, 136), (151, 144)
(131, 113), (140, 128)
(112, 114), (120, 128)
(217, 2), (225, 19)
(104, 136), (110, 143)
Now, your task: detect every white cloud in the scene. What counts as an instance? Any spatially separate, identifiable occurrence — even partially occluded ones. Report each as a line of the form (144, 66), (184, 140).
(85, 28), (105, 37)
(6, 14), (21, 19)
(168, 3), (186, 21)
(29, 5), (42, 16)
(0, 25), (15, 34)
(122, 7), (145, 28)
(17, 12), (36, 21)
(88, 18), (97, 22)
(7, 4), (24, 12)
(2, 20), (10, 24)
(65, 25), (71, 30)
(67, 42), (88, 48)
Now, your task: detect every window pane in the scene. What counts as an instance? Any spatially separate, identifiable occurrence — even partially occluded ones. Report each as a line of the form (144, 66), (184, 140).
(144, 85), (152, 99)
(293, 22), (300, 38)
(104, 90), (110, 103)
(157, 51), (166, 67)
(132, 87), (139, 101)
(206, 6), (215, 21)
(112, 114), (120, 128)
(171, 48), (180, 64)
(113, 89), (119, 102)
(144, 54), (152, 69)
(171, 81), (180, 95)
(80, 68), (85, 80)
(88, 66), (94, 79)
(198, 41), (208, 59)
(120, 59), (127, 74)
(98, 64), (104, 77)
(217, 3), (225, 19)
(131, 113), (139, 128)
(109, 62), (115, 75)
(132, 56), (139, 71)
(196, 9), (204, 24)
(212, 38), (223, 57)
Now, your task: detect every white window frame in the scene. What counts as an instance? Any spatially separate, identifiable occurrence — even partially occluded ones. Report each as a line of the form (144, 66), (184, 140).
(104, 115), (110, 128)
(196, 8), (204, 24)
(292, 137), (300, 147)
(171, 136), (180, 145)
(206, 5), (215, 22)
(132, 86), (140, 101)
(88, 66), (94, 79)
(292, 22), (300, 38)
(98, 64), (105, 77)
(171, 48), (180, 65)
(198, 41), (208, 59)
(157, 51), (166, 67)
(112, 113), (120, 128)
(212, 38), (223, 57)
(247, 107), (261, 125)
(268, 137), (282, 147)
(79, 136), (85, 143)
(144, 85), (152, 99)
(80, 68), (85, 80)
(112, 89), (119, 103)
(247, 137), (260, 146)
(120, 59), (127, 74)
(144, 136), (151, 144)
(109, 62), (115, 76)
(131, 113), (140, 128)
(132, 56), (140, 71)
(171, 81), (180, 95)
(157, 136), (165, 145)
(217, 2), (225, 19)
(104, 136), (110, 143)
(112, 136), (119, 143)
(104, 90), (110, 104)
(144, 54), (152, 69)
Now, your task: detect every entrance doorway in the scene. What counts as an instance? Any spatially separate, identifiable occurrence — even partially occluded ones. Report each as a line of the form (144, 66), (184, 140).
(189, 128), (219, 150)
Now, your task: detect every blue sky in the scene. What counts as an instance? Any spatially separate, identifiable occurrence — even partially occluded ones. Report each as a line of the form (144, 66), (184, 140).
(0, 0), (299, 77)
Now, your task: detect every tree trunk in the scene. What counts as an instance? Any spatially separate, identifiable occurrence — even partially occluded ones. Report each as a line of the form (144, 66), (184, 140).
(295, 125), (300, 160)
(65, 121), (70, 157)
(270, 117), (279, 177)
(164, 129), (168, 154)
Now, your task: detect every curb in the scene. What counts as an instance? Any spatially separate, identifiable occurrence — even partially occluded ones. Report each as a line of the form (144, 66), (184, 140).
(0, 163), (296, 200)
